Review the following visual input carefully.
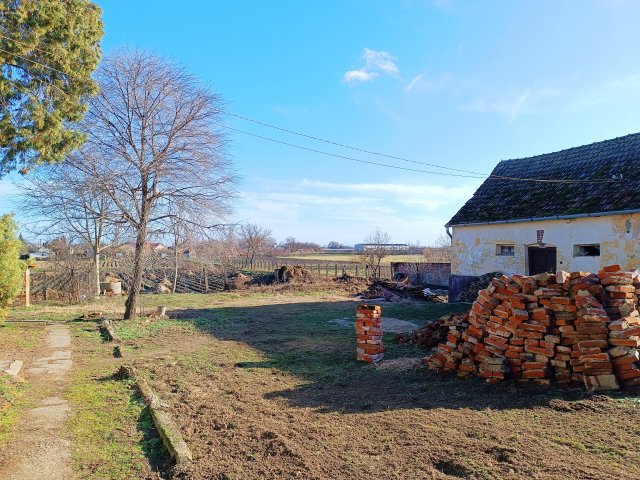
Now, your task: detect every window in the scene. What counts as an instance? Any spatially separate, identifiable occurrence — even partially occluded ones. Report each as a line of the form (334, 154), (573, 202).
(496, 244), (515, 256)
(574, 244), (600, 257)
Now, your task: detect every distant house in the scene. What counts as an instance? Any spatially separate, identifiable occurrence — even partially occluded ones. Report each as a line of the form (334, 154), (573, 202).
(144, 242), (167, 253)
(354, 243), (409, 253)
(447, 132), (640, 285)
(28, 248), (53, 261)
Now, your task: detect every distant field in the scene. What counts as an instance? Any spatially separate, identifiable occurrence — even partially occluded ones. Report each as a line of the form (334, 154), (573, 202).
(276, 253), (427, 265)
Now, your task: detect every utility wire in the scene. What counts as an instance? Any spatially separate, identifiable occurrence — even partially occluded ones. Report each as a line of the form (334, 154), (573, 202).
(219, 124), (623, 183)
(227, 112), (488, 176)
(0, 31), (625, 184)
(216, 124), (487, 179)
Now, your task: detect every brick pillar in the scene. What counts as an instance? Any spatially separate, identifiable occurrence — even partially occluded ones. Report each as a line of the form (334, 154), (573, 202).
(356, 304), (384, 363)
(15, 269), (30, 307)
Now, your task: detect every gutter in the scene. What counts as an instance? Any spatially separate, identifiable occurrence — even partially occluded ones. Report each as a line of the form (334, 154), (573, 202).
(446, 208), (640, 228)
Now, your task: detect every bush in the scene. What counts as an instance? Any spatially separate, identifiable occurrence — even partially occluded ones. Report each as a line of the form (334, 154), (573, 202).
(0, 215), (24, 317)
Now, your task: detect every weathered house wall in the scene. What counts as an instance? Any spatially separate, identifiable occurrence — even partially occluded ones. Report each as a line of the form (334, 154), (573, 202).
(451, 213), (640, 276)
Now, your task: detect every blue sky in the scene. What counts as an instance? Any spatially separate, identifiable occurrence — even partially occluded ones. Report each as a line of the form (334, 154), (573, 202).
(2, 0), (640, 245)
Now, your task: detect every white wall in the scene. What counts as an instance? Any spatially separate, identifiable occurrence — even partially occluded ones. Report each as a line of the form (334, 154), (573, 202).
(451, 213), (640, 276)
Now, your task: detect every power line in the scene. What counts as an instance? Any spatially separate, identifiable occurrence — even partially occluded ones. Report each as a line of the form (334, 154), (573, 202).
(227, 112), (488, 176)
(0, 31), (624, 184)
(0, 46), (77, 80)
(218, 124), (623, 184)
(216, 124), (487, 179)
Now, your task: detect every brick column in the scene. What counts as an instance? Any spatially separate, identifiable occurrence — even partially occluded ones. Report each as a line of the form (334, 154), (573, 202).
(15, 268), (30, 307)
(356, 305), (384, 363)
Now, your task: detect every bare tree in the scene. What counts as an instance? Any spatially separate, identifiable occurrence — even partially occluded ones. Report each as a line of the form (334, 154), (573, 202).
(359, 227), (391, 278)
(73, 50), (236, 319)
(199, 226), (240, 290)
(20, 161), (124, 296)
(423, 234), (452, 263)
(160, 206), (192, 294)
(239, 223), (273, 269)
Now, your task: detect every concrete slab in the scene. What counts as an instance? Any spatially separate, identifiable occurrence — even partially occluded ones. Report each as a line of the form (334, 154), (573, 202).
(4, 360), (23, 377)
(2, 397), (72, 480)
(46, 325), (70, 349)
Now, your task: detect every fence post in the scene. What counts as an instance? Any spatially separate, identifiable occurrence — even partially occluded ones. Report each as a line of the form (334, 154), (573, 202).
(355, 265), (359, 277)
(334, 264), (338, 277)
(204, 267), (209, 292)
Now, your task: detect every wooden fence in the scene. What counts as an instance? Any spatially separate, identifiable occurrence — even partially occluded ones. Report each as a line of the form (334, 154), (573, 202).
(231, 259), (393, 279)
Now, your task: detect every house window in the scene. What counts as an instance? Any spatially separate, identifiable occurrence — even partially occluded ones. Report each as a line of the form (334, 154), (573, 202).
(574, 244), (600, 257)
(536, 230), (545, 243)
(496, 244), (515, 256)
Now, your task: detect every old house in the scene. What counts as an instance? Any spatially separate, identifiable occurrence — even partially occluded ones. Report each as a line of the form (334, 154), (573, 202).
(447, 132), (640, 293)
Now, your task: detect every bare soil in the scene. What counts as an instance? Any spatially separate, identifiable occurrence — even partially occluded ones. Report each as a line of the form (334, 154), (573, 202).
(112, 294), (640, 480)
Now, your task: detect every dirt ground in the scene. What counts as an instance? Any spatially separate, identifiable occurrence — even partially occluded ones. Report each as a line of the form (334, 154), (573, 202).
(100, 293), (640, 480)
(4, 291), (640, 479)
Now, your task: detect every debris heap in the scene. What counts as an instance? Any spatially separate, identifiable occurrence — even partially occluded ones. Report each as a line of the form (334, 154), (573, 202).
(425, 265), (640, 391)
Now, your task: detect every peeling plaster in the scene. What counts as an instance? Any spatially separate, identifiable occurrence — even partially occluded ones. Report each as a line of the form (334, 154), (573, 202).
(452, 214), (640, 275)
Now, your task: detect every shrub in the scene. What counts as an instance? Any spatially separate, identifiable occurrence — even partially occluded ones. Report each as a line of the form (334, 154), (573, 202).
(0, 215), (24, 317)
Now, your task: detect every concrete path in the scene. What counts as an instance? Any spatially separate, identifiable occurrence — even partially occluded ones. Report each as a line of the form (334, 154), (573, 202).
(0, 324), (73, 480)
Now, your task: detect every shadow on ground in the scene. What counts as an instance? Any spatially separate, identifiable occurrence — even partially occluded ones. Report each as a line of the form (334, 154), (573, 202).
(166, 299), (634, 414)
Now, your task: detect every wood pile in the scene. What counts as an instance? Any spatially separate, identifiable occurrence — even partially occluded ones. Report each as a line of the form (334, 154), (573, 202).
(425, 265), (640, 391)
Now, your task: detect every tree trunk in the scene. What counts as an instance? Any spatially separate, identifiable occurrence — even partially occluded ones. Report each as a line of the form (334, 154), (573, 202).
(172, 245), (179, 294)
(124, 221), (148, 319)
(94, 250), (101, 297)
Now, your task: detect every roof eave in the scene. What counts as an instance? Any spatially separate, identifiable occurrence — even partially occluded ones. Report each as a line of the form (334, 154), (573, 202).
(446, 208), (640, 228)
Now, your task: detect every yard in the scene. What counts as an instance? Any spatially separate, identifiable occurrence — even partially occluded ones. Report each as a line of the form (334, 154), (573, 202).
(2, 290), (640, 479)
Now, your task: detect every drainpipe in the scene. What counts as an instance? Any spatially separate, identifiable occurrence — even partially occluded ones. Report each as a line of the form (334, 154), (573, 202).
(445, 225), (452, 239)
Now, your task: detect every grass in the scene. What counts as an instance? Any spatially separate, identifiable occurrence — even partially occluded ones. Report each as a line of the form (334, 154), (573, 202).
(0, 323), (44, 450)
(0, 376), (29, 448)
(7, 287), (640, 479)
(67, 321), (165, 479)
(0, 323), (42, 350)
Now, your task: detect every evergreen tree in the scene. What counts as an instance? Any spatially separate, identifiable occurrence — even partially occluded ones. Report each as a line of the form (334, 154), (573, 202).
(0, 0), (103, 175)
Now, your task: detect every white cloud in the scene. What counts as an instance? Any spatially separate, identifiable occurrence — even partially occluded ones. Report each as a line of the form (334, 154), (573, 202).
(363, 48), (399, 75)
(343, 69), (378, 84)
(404, 73), (425, 92)
(232, 178), (480, 245)
(464, 87), (560, 121)
(343, 48), (399, 85)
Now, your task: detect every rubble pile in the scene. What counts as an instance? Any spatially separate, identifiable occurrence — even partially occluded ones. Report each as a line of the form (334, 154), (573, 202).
(395, 312), (468, 348)
(425, 265), (640, 391)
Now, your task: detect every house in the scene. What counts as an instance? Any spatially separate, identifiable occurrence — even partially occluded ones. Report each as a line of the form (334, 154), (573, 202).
(28, 247), (53, 261)
(446, 132), (640, 296)
(354, 243), (409, 253)
(144, 242), (167, 253)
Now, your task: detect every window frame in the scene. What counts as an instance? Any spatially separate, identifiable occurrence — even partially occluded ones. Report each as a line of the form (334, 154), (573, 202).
(496, 243), (516, 257)
(573, 243), (601, 257)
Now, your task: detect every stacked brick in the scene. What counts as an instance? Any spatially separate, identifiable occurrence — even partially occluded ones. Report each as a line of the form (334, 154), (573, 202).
(356, 305), (384, 363)
(426, 265), (640, 391)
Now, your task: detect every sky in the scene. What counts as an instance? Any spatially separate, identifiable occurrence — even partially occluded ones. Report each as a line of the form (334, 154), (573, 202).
(2, 0), (640, 246)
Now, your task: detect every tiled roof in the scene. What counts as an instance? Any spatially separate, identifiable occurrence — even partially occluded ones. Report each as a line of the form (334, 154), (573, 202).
(447, 132), (640, 226)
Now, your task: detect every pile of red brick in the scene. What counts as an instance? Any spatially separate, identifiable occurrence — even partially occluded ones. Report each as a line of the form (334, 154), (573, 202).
(426, 265), (640, 391)
(356, 305), (384, 363)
